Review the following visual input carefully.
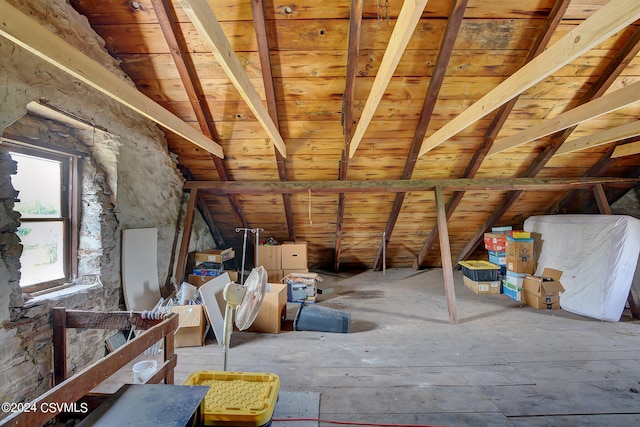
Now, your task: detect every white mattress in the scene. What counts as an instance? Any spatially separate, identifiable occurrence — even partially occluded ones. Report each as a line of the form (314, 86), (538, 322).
(524, 215), (640, 322)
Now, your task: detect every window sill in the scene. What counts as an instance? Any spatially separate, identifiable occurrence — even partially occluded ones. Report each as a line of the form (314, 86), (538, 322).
(23, 283), (103, 308)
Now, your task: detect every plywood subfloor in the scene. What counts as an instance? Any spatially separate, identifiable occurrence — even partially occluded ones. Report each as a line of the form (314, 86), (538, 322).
(104, 268), (640, 426)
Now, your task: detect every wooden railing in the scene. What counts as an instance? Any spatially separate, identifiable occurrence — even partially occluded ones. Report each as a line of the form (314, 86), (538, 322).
(0, 308), (178, 427)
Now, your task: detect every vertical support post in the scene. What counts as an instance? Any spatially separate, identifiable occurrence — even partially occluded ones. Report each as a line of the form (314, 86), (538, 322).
(382, 231), (386, 275)
(593, 184), (612, 214)
(164, 324), (175, 384)
(52, 307), (67, 385)
(435, 186), (458, 325)
(176, 188), (198, 283)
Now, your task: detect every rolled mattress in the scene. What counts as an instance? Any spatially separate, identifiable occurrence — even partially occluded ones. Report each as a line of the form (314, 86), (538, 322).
(524, 215), (640, 322)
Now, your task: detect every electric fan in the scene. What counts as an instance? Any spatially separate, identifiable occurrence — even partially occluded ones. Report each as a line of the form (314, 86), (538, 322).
(221, 265), (267, 370)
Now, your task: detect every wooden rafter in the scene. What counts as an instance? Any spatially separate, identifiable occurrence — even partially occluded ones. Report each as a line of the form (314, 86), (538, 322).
(250, 0), (295, 241)
(151, 0), (247, 229)
(178, 0), (287, 157)
(372, 0), (469, 271)
(489, 81), (640, 156)
(348, 0), (429, 158)
(183, 177), (639, 194)
(612, 139), (640, 158)
(0, 0), (224, 158)
(435, 186), (458, 325)
(454, 24), (640, 265)
(556, 120), (640, 156)
(334, 0), (364, 271)
(549, 136), (640, 214)
(419, 0), (640, 157)
(413, 0), (571, 269)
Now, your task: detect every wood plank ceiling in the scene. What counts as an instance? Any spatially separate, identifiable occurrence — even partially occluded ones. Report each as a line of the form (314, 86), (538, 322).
(67, 0), (640, 270)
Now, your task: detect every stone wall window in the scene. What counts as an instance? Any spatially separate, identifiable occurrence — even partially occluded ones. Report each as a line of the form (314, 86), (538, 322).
(4, 142), (79, 294)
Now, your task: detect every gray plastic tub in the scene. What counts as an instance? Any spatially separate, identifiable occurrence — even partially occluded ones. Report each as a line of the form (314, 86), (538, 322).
(293, 303), (350, 333)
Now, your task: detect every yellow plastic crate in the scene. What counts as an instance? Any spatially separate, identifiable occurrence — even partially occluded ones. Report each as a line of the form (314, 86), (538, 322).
(183, 371), (280, 426)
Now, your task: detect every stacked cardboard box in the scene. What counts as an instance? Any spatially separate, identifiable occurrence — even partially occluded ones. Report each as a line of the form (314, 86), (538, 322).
(502, 233), (534, 301)
(257, 241), (308, 282)
(522, 268), (564, 309)
(187, 248), (236, 280)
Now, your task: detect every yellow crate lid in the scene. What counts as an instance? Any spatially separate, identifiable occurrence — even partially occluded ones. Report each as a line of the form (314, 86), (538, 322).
(459, 260), (500, 270)
(183, 371), (280, 426)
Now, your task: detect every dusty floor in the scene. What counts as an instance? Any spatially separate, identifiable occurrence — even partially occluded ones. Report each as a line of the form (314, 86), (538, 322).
(169, 268), (640, 427)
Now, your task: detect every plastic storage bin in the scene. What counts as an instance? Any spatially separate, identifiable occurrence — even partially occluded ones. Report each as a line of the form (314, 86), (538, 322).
(459, 260), (501, 281)
(294, 303), (350, 333)
(182, 371), (280, 426)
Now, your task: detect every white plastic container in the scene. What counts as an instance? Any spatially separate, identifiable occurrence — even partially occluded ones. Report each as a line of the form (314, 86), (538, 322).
(132, 359), (157, 384)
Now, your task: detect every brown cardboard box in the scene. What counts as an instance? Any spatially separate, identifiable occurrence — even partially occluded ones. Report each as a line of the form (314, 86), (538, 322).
(246, 283), (287, 333)
(281, 242), (308, 269)
(193, 248), (235, 264)
(256, 245), (282, 270)
(188, 271), (238, 288)
(463, 275), (501, 295)
(171, 305), (207, 347)
(522, 268), (564, 309)
(266, 269), (284, 283)
(506, 238), (534, 274)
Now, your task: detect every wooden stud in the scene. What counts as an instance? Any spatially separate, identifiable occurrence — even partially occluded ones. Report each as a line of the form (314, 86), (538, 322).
(0, 1), (224, 158)
(435, 186), (458, 325)
(175, 188), (198, 283)
(490, 81), (640, 156)
(419, 0), (640, 156)
(612, 140), (640, 158)
(348, 0), (429, 157)
(178, 0), (287, 157)
(593, 184), (612, 215)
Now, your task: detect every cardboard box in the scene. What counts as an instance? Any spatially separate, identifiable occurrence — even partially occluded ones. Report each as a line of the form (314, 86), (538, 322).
(266, 269), (284, 283)
(188, 271), (238, 287)
(483, 233), (507, 251)
(281, 242), (308, 269)
(194, 248), (235, 264)
(256, 245), (282, 270)
(506, 236), (534, 274)
(171, 305), (207, 347)
(283, 268), (309, 276)
(522, 292), (560, 309)
(522, 268), (564, 310)
(502, 280), (522, 301)
(283, 271), (321, 300)
(246, 283), (287, 333)
(463, 276), (500, 295)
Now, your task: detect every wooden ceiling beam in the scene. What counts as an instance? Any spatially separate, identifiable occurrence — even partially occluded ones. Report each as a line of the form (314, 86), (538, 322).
(348, 0), (429, 158)
(250, 0), (295, 241)
(413, 0), (571, 269)
(612, 140), (640, 158)
(0, 0), (224, 158)
(489, 81), (640, 156)
(372, 0), (469, 271)
(453, 24), (640, 265)
(556, 120), (640, 156)
(178, 0), (287, 157)
(334, 0), (364, 271)
(151, 0), (247, 229)
(549, 136), (640, 214)
(419, 0), (640, 157)
(183, 177), (639, 194)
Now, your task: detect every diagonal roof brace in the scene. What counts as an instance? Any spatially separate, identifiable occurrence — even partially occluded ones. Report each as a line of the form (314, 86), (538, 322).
(418, 0), (640, 157)
(179, 0), (287, 158)
(0, 0), (223, 158)
(348, 0), (429, 158)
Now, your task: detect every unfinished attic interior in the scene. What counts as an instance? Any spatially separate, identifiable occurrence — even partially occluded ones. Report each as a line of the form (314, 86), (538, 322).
(2, 0), (640, 425)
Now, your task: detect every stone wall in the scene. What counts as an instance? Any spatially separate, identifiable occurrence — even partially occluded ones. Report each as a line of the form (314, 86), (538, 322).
(0, 0), (214, 408)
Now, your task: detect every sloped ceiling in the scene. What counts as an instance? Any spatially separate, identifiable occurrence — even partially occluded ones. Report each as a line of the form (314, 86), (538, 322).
(66, 0), (640, 270)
